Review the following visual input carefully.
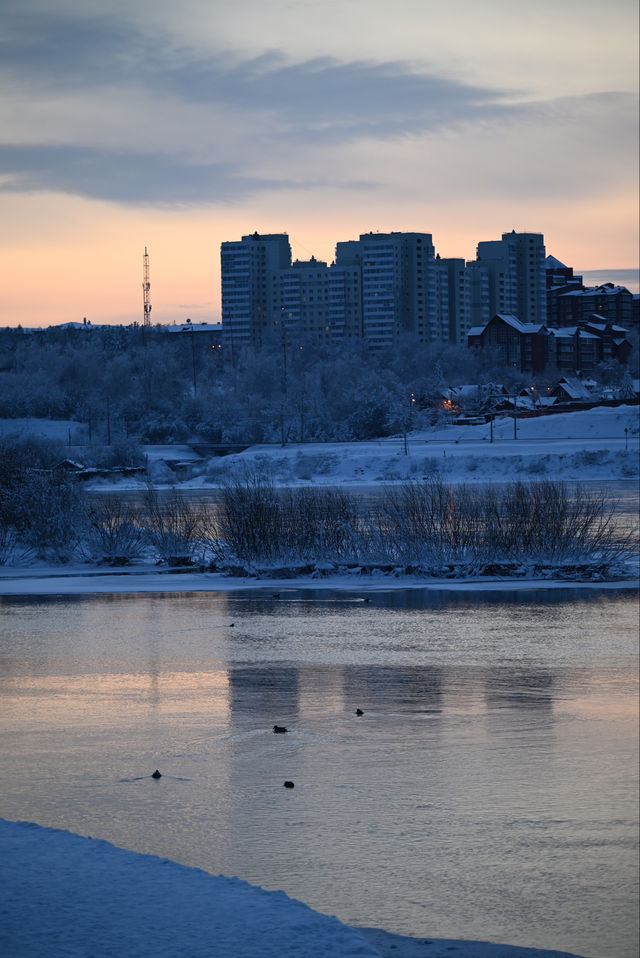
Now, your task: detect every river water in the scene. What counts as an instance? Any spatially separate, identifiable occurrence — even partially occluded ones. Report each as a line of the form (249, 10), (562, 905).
(0, 584), (637, 958)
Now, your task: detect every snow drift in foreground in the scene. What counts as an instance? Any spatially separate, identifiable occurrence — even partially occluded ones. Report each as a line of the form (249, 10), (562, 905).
(0, 819), (587, 958)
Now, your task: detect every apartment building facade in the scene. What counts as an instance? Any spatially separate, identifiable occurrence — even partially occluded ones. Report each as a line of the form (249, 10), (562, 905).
(220, 232), (292, 347)
(476, 231), (547, 325)
(437, 257), (491, 344)
(279, 257), (330, 342)
(221, 229), (559, 350)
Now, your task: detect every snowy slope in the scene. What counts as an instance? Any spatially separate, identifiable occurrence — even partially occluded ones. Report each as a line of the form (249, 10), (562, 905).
(0, 819), (588, 958)
(186, 406), (639, 488)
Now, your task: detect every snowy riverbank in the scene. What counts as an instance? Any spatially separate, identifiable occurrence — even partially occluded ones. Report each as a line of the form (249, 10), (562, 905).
(130, 406), (639, 490)
(2, 405), (637, 491)
(1, 405), (637, 584)
(0, 562), (638, 596)
(0, 819), (589, 958)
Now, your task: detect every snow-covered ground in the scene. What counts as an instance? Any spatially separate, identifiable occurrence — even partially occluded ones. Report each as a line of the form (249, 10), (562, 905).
(2, 405), (637, 489)
(135, 406), (639, 489)
(0, 819), (587, 958)
(0, 565), (637, 596)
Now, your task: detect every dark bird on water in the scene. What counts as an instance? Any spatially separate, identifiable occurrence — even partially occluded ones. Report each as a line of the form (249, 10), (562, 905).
(273, 725), (288, 734)
(151, 770), (162, 779)
(283, 781), (295, 788)
(229, 623), (235, 627)
(273, 592), (281, 598)
(355, 708), (364, 716)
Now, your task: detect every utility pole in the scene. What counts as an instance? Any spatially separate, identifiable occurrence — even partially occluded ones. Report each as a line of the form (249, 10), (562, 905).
(187, 321), (197, 395)
(143, 247), (152, 326)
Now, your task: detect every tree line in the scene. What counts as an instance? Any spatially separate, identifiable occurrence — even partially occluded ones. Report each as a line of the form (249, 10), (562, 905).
(1, 324), (634, 447)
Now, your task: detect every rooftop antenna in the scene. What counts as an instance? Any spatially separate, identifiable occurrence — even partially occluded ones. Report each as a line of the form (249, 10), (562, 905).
(142, 247), (152, 326)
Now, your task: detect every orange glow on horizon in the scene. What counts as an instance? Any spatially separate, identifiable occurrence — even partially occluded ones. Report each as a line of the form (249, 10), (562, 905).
(1, 191), (638, 329)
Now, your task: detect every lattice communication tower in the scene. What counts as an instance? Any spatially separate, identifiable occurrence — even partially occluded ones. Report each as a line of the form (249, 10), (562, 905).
(142, 246), (152, 326)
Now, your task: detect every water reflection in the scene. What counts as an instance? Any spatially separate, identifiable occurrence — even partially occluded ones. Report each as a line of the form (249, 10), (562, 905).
(0, 587), (637, 958)
(342, 665), (444, 712)
(484, 668), (554, 710)
(229, 666), (299, 717)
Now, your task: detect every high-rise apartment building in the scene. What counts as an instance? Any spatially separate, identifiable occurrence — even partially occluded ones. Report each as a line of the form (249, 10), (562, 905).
(279, 257), (330, 342)
(221, 232), (291, 347)
(476, 231), (547, 324)
(437, 257), (490, 344)
(475, 237), (518, 317)
(328, 241), (363, 342)
(356, 232), (445, 347)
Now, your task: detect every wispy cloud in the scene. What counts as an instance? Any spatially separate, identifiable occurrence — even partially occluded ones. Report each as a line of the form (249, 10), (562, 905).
(1, 9), (507, 126)
(0, 7), (636, 207)
(0, 146), (275, 205)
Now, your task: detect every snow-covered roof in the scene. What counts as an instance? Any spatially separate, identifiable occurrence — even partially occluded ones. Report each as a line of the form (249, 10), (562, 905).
(50, 321), (97, 329)
(54, 459), (85, 471)
(549, 328), (598, 340)
(581, 317), (629, 334)
(545, 254), (568, 270)
(560, 284), (629, 298)
(493, 314), (547, 334)
(447, 384), (482, 397)
(165, 323), (222, 333)
(466, 325), (485, 336)
(441, 383), (507, 401)
(548, 282), (581, 293)
(553, 377), (592, 400)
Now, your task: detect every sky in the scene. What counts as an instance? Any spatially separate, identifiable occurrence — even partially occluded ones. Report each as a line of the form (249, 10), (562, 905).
(0, 0), (638, 328)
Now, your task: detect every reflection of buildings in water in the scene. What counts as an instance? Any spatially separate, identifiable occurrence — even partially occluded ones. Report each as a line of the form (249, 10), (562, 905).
(343, 665), (444, 713)
(295, 666), (347, 716)
(226, 664), (446, 725)
(484, 667), (555, 711)
(228, 666), (300, 720)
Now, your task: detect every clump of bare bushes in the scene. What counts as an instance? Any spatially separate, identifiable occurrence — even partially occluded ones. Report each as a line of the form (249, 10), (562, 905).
(0, 435), (84, 563)
(141, 486), (206, 565)
(369, 478), (629, 574)
(85, 495), (146, 563)
(202, 475), (630, 577)
(213, 475), (363, 565)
